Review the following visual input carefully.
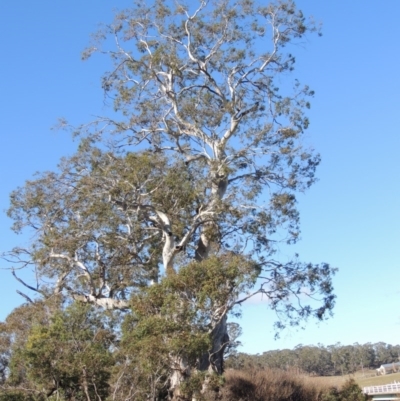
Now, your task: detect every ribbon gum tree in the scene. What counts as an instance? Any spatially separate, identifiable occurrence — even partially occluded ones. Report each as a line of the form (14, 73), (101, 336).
(4, 0), (336, 399)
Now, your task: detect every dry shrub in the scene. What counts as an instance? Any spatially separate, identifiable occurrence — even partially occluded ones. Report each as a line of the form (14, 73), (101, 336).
(213, 368), (331, 401)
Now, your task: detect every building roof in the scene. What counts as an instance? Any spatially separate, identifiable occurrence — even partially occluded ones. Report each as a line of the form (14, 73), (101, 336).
(380, 362), (400, 369)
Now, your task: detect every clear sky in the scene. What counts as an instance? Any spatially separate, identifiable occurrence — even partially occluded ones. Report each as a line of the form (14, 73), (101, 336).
(1, 1), (399, 355)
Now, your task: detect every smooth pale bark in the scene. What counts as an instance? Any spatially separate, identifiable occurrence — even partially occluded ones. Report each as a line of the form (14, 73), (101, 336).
(72, 294), (129, 310)
(169, 356), (191, 401)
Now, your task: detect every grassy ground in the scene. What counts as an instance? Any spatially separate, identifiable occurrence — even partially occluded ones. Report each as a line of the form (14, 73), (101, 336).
(302, 374), (348, 388)
(220, 369), (335, 401)
(219, 368), (400, 401)
(302, 371), (400, 389)
(356, 371), (400, 388)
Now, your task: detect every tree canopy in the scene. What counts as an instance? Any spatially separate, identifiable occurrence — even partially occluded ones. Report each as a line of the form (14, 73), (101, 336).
(1, 0), (336, 399)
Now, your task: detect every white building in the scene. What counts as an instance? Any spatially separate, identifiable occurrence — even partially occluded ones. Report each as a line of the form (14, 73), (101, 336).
(376, 362), (400, 375)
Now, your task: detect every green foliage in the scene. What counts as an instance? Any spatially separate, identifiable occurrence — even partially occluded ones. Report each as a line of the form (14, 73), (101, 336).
(113, 254), (258, 399)
(0, 392), (37, 401)
(7, 303), (114, 400)
(226, 342), (400, 376)
(339, 379), (368, 401)
(179, 371), (225, 401)
(4, 0), (336, 332)
(0, 300), (61, 391)
(3, 0), (337, 398)
(6, 148), (202, 302)
(323, 379), (367, 401)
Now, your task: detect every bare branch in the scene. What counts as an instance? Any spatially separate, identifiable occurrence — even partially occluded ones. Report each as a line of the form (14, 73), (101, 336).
(12, 270), (43, 295)
(16, 290), (34, 304)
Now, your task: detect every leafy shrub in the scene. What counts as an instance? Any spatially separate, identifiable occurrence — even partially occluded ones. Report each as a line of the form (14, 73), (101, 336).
(323, 379), (368, 401)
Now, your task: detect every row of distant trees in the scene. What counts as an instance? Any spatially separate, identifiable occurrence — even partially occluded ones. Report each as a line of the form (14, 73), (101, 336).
(227, 342), (400, 376)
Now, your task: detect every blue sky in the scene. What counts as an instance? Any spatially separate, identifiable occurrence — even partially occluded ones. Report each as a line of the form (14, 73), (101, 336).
(1, 1), (399, 355)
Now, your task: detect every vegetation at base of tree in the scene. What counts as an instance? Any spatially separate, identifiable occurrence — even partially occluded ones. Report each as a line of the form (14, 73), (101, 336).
(0, 367), (369, 401)
(1, 0), (338, 398)
(1, 302), (115, 400)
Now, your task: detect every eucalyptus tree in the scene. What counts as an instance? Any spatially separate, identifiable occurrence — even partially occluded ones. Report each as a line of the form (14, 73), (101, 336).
(4, 0), (336, 398)
(354, 343), (375, 375)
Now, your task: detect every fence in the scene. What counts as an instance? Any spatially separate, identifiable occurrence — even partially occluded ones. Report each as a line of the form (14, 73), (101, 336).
(363, 383), (400, 395)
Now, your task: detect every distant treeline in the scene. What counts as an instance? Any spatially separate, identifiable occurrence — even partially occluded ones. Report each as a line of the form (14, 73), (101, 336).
(226, 342), (400, 376)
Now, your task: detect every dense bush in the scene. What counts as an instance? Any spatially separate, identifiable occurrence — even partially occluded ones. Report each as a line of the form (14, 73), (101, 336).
(322, 379), (368, 401)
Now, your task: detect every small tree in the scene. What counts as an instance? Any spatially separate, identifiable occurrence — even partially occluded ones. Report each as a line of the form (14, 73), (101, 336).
(0, 299), (64, 398)
(3, 0), (336, 398)
(323, 379), (368, 401)
(4, 302), (114, 400)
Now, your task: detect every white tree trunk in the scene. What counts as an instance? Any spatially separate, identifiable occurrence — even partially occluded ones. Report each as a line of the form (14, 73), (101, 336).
(169, 356), (191, 401)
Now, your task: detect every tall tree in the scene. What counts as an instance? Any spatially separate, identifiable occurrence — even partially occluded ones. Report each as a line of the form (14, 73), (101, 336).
(3, 0), (336, 398)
